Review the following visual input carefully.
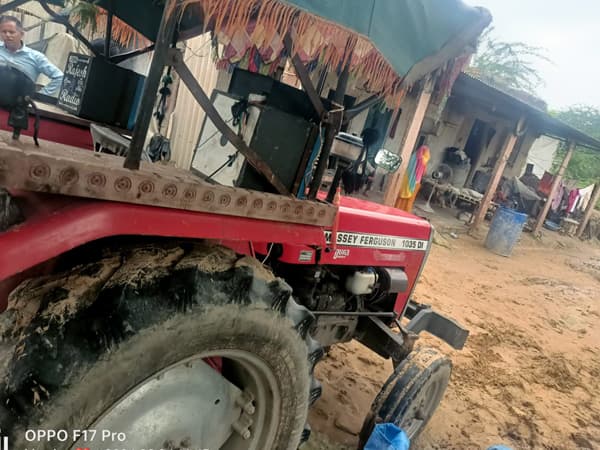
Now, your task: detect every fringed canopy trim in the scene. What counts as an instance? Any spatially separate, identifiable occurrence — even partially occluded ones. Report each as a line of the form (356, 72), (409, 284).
(172, 0), (406, 108)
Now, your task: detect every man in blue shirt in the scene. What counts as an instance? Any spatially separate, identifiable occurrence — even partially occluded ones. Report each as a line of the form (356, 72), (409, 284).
(0, 15), (63, 96)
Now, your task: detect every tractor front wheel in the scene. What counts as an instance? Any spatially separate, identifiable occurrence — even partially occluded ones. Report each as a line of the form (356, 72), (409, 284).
(358, 347), (452, 447)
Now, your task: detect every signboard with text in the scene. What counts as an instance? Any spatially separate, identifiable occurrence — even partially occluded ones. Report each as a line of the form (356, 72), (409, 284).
(57, 53), (92, 114)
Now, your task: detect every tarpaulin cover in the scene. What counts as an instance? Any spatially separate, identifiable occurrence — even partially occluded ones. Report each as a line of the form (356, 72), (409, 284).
(94, 0), (490, 102)
(98, 1), (488, 68)
(281, 0), (488, 77)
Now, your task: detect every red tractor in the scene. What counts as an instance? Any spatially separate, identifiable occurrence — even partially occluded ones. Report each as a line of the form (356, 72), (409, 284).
(0, 1), (489, 449)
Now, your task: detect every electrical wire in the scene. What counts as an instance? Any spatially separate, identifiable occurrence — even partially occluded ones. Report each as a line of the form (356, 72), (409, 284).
(183, 39), (212, 62)
(207, 152), (239, 180)
(261, 244), (274, 264)
(196, 116), (235, 150)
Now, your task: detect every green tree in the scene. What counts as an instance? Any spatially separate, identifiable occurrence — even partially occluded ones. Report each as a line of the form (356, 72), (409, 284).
(469, 28), (551, 96)
(66, 0), (101, 33)
(552, 105), (600, 188)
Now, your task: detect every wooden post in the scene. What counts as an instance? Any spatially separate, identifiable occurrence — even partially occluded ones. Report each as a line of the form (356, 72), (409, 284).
(104, 1), (114, 58)
(470, 129), (519, 232)
(532, 141), (575, 235)
(383, 78), (434, 206)
(576, 182), (600, 238)
(125, 0), (179, 170)
(307, 62), (349, 199)
(284, 35), (326, 119)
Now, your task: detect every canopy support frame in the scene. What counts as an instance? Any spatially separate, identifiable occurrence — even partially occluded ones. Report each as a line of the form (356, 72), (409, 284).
(124, 0), (179, 169)
(284, 34), (326, 120)
(38, 0), (100, 57)
(125, 0), (288, 195)
(0, 0), (29, 15)
(104, 0), (114, 58)
(344, 95), (382, 124)
(168, 49), (289, 195)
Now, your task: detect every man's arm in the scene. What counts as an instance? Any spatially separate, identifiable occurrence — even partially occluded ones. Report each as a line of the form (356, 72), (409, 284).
(37, 54), (64, 96)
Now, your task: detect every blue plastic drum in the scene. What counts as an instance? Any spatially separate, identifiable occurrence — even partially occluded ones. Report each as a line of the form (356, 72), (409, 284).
(484, 206), (528, 257)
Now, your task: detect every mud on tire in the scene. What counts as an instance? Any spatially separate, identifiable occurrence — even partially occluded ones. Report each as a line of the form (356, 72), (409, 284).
(0, 243), (323, 450)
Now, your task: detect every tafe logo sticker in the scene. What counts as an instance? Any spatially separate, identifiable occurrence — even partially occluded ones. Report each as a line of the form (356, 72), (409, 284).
(333, 249), (351, 260)
(324, 231), (428, 251)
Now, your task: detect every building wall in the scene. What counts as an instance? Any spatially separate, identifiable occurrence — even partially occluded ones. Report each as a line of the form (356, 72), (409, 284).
(169, 33), (219, 169)
(421, 95), (552, 188)
(11, 2), (66, 45)
(503, 130), (539, 179)
(419, 97), (471, 175)
(525, 135), (560, 177)
(381, 89), (418, 154)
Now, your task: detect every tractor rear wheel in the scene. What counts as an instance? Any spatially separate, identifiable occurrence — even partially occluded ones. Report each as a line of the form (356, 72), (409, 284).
(0, 244), (323, 450)
(358, 347), (452, 447)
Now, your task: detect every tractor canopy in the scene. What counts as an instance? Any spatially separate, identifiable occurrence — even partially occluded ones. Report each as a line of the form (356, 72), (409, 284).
(92, 0), (491, 100)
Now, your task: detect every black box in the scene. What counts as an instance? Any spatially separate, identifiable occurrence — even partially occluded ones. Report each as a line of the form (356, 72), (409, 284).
(58, 53), (145, 130)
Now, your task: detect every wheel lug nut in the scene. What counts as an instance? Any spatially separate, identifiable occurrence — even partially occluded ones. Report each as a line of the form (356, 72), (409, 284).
(232, 412), (253, 440)
(236, 391), (255, 415)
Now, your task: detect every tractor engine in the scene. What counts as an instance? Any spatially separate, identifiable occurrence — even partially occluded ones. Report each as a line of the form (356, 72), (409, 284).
(273, 264), (408, 345)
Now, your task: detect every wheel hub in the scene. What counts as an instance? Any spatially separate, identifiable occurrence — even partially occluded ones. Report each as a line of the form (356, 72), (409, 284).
(401, 374), (445, 438)
(72, 351), (280, 450)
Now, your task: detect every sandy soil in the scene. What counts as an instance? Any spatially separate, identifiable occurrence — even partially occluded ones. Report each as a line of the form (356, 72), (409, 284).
(307, 229), (600, 450)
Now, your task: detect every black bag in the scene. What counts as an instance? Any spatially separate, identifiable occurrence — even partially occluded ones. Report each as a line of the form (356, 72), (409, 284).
(0, 65), (39, 144)
(0, 65), (35, 107)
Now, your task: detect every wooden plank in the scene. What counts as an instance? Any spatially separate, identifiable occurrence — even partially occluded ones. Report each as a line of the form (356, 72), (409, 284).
(532, 142), (575, 235)
(0, 131), (201, 184)
(0, 139), (336, 227)
(576, 182), (600, 238)
(470, 129), (519, 231)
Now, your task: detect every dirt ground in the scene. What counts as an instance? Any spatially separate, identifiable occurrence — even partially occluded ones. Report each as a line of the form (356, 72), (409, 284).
(306, 226), (600, 450)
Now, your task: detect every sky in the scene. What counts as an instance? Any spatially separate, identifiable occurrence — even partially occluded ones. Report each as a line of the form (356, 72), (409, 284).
(464, 0), (600, 110)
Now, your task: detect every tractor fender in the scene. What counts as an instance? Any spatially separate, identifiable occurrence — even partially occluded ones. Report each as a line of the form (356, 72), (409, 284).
(0, 193), (326, 283)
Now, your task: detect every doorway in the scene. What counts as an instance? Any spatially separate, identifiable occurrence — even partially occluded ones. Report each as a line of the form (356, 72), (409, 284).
(464, 119), (496, 186)
(363, 105), (393, 162)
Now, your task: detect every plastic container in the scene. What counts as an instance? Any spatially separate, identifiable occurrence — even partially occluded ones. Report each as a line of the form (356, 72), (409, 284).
(484, 206), (528, 257)
(364, 423), (410, 450)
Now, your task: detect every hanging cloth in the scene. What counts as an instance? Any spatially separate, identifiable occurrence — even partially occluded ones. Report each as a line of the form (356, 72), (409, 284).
(399, 145), (431, 199)
(567, 188), (580, 213)
(551, 181), (564, 211)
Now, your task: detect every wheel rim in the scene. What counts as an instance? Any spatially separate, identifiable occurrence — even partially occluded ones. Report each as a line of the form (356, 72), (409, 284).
(71, 350), (281, 450)
(400, 370), (448, 439)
